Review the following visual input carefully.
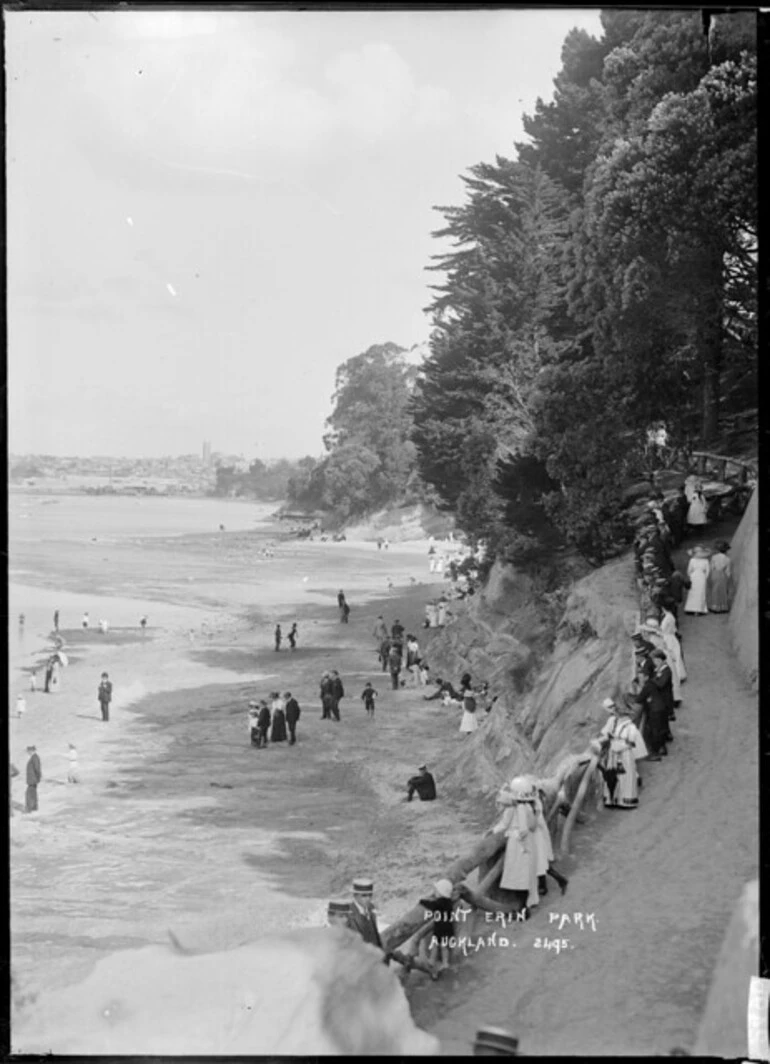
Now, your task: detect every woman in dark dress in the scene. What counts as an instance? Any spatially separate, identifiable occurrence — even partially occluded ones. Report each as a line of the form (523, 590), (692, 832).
(270, 692), (287, 742)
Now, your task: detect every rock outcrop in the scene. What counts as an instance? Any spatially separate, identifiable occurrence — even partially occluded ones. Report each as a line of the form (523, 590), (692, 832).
(426, 554), (639, 799)
(12, 928), (439, 1056)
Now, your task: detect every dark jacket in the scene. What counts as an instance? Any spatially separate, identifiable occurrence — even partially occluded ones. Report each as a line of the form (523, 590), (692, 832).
(346, 902), (383, 949)
(408, 771), (436, 801)
(285, 698), (301, 724)
(26, 753), (42, 786)
(332, 677), (344, 700)
(388, 647), (402, 673)
(98, 680), (113, 704)
(390, 623), (405, 643)
(257, 705), (271, 730)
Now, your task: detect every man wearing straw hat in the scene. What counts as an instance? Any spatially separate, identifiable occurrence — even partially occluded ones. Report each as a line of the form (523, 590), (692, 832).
(326, 898), (352, 928)
(346, 877), (383, 949)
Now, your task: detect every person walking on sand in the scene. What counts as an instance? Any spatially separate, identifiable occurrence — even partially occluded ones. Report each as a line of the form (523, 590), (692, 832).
(274, 624), (282, 651)
(53, 608), (60, 632)
(361, 682), (379, 719)
(390, 618), (405, 646)
(320, 671), (334, 720)
(25, 745), (42, 813)
(379, 635), (391, 674)
(373, 615), (389, 645)
(341, 600), (351, 624)
(98, 672), (113, 722)
(82, 612), (90, 629)
(16, 694), (26, 719)
(337, 590), (347, 622)
(285, 692), (301, 745)
(67, 743), (79, 783)
(288, 622), (298, 650)
(388, 642), (402, 691)
(330, 670), (345, 722)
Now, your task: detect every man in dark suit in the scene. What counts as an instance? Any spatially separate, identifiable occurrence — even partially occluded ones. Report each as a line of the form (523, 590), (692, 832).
(330, 671), (344, 722)
(98, 672), (113, 722)
(407, 764), (437, 802)
(345, 878), (383, 949)
(285, 691), (301, 745)
(25, 746), (42, 813)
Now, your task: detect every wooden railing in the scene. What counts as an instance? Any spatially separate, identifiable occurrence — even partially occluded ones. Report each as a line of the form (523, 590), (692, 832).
(690, 451), (757, 485)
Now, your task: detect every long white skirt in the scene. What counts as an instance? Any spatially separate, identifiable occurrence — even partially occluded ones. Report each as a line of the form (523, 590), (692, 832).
(662, 630), (686, 683)
(459, 711), (478, 733)
(685, 569), (709, 614)
(500, 833), (539, 904)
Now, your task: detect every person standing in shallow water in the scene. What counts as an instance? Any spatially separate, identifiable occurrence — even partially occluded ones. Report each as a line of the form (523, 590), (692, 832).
(274, 624), (282, 651)
(98, 672), (112, 722)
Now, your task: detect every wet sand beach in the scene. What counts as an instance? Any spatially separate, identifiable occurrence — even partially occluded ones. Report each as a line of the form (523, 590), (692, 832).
(9, 499), (488, 1007)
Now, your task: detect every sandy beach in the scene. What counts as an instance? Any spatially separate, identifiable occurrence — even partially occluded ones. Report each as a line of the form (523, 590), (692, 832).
(9, 498), (488, 1009)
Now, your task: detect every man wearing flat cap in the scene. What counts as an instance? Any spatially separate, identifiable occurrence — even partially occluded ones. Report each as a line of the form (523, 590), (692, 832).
(406, 764), (436, 802)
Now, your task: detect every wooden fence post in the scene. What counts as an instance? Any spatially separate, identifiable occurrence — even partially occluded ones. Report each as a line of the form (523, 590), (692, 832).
(558, 755), (599, 859)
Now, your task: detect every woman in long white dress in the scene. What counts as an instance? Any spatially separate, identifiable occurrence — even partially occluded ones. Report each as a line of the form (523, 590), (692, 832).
(459, 694), (478, 735)
(686, 483), (709, 529)
(659, 603), (686, 680)
(498, 778), (539, 909)
(597, 698), (648, 808)
(684, 546), (711, 615)
(524, 776), (569, 897)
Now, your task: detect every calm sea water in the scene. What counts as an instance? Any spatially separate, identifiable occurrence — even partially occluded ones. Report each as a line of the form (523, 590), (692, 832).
(8, 492), (280, 544)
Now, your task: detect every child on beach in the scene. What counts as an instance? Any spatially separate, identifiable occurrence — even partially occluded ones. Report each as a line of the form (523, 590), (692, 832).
(68, 744), (79, 783)
(361, 683), (379, 718)
(16, 694), (26, 719)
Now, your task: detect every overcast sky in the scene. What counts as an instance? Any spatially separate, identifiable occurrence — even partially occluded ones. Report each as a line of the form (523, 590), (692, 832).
(7, 7), (603, 460)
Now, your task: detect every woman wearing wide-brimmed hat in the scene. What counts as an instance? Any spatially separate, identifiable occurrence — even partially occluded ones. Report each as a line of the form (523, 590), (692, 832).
(707, 540), (732, 613)
(497, 777), (540, 910)
(684, 545), (711, 615)
(596, 697), (648, 808)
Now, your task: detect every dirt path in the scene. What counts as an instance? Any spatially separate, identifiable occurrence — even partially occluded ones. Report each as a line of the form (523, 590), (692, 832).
(410, 530), (758, 1056)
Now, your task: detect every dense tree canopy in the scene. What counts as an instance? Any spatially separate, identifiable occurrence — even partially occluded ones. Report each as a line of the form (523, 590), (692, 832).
(287, 343), (422, 521)
(411, 9), (756, 564)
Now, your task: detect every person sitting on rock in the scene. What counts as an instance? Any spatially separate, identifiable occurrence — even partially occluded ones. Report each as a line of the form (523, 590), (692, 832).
(406, 764), (436, 802)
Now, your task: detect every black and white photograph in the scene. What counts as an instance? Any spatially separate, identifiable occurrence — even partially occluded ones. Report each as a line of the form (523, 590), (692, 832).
(6, 4), (761, 1057)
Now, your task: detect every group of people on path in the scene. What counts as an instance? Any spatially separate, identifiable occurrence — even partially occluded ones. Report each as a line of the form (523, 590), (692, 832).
(592, 480), (737, 812)
(248, 692), (302, 748)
